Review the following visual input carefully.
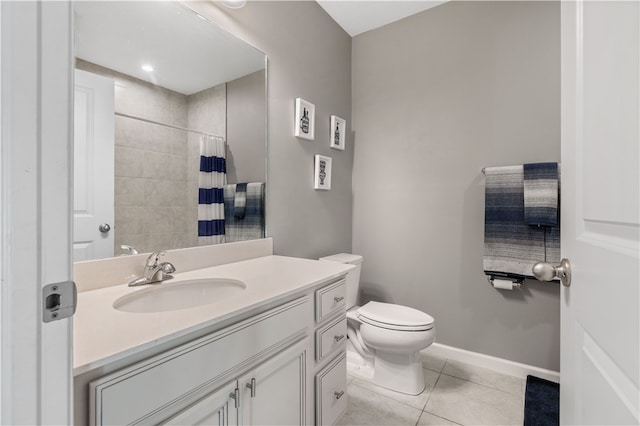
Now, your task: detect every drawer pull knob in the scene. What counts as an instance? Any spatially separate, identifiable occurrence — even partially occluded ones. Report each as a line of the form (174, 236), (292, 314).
(334, 390), (345, 400)
(334, 334), (345, 343)
(246, 378), (257, 398)
(229, 388), (240, 408)
(334, 296), (345, 303)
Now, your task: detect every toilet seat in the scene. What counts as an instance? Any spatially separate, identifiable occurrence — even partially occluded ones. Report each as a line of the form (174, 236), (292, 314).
(357, 301), (434, 332)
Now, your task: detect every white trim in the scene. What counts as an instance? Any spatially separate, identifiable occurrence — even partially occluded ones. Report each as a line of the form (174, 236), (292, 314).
(1, 2), (73, 424)
(0, 0), (3, 418)
(423, 343), (560, 384)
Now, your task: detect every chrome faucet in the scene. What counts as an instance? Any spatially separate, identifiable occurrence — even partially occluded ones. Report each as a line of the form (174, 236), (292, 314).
(128, 250), (176, 287)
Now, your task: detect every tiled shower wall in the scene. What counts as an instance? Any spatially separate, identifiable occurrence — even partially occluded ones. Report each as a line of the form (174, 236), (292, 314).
(75, 60), (225, 254)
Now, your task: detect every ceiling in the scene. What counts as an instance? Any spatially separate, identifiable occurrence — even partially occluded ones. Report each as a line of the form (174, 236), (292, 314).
(316, 1), (448, 37)
(74, 1), (445, 94)
(74, 2), (265, 95)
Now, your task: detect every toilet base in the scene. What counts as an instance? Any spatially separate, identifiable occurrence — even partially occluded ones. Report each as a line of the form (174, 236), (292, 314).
(346, 347), (375, 380)
(374, 351), (425, 395)
(345, 343), (426, 395)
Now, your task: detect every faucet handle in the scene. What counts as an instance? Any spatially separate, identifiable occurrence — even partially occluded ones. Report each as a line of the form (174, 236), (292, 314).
(120, 244), (139, 255)
(146, 250), (167, 268)
(160, 262), (176, 275)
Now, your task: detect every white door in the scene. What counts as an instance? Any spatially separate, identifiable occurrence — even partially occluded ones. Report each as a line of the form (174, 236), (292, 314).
(239, 340), (307, 425)
(73, 69), (114, 261)
(560, 1), (639, 424)
(0, 1), (74, 424)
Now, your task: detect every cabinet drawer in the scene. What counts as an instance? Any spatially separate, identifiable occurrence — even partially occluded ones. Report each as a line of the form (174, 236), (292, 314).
(315, 353), (347, 426)
(315, 316), (347, 361)
(315, 279), (346, 322)
(90, 297), (309, 426)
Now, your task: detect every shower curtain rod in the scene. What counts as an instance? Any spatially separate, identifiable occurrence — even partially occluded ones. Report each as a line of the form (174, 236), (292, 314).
(115, 112), (224, 139)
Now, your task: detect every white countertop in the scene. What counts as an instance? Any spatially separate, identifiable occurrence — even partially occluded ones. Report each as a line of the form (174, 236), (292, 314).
(74, 255), (353, 375)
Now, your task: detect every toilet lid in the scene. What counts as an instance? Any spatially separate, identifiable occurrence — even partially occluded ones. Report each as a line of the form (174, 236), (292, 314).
(357, 301), (434, 331)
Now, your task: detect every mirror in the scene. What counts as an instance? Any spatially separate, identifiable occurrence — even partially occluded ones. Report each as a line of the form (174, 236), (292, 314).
(73, 1), (267, 262)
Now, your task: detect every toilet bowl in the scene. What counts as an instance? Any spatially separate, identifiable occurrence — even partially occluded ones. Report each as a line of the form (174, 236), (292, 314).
(319, 254), (436, 395)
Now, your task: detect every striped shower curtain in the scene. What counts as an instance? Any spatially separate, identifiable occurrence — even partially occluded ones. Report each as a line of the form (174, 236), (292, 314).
(198, 135), (227, 245)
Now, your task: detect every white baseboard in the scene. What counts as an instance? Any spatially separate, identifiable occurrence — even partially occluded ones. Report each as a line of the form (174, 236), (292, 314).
(423, 342), (560, 383)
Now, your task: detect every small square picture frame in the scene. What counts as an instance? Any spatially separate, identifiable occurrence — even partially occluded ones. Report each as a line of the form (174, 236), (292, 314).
(329, 115), (346, 150)
(314, 155), (332, 190)
(294, 98), (315, 140)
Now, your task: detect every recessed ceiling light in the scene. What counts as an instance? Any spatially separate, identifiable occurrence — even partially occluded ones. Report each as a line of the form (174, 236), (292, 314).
(221, 0), (246, 9)
(141, 64), (154, 72)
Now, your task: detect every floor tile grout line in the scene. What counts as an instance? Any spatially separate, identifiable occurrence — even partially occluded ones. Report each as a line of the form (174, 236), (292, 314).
(425, 366), (524, 425)
(438, 371), (524, 398)
(441, 359), (525, 391)
(421, 370), (442, 411)
(421, 353), (447, 373)
(418, 368), (464, 426)
(344, 372), (523, 426)
(415, 374), (439, 425)
(347, 378), (429, 414)
(422, 409), (465, 426)
(346, 357), (524, 426)
(439, 358), (524, 396)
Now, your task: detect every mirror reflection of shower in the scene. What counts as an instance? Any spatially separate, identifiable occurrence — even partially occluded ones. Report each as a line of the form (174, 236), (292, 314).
(73, 1), (267, 262)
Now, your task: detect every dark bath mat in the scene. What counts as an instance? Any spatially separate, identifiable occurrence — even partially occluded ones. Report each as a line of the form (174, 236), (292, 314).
(524, 375), (559, 426)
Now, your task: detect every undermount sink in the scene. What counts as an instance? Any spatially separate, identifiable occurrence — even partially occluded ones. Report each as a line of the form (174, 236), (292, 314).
(113, 278), (246, 313)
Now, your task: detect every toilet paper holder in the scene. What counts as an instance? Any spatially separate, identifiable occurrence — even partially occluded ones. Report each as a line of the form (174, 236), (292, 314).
(487, 276), (523, 290)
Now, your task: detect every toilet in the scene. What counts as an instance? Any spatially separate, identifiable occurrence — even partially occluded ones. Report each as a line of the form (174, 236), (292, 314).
(319, 253), (435, 395)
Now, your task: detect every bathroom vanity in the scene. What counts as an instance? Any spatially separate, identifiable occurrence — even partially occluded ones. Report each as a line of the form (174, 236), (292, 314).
(73, 239), (352, 425)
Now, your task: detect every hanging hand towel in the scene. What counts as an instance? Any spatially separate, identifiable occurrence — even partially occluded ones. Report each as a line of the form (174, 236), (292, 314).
(233, 183), (248, 219)
(224, 182), (265, 242)
(484, 165), (553, 279)
(523, 162), (559, 227)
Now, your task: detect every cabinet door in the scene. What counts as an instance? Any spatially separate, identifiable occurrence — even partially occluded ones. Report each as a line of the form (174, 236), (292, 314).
(239, 339), (308, 425)
(161, 380), (239, 426)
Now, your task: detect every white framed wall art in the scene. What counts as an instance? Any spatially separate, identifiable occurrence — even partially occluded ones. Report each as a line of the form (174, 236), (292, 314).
(294, 98), (315, 140)
(329, 115), (346, 150)
(314, 155), (332, 190)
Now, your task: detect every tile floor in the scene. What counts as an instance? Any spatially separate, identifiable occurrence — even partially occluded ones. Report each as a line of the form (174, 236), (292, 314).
(338, 348), (525, 426)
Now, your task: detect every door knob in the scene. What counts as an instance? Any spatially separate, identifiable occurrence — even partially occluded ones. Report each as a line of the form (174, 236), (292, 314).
(98, 223), (111, 233)
(532, 258), (572, 287)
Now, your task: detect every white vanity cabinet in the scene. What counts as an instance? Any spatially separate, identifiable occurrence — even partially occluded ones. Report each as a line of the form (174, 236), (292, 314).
(163, 379), (238, 426)
(77, 257), (355, 426)
(312, 279), (348, 425)
(89, 297), (310, 425)
(238, 339), (307, 425)
(163, 339), (308, 426)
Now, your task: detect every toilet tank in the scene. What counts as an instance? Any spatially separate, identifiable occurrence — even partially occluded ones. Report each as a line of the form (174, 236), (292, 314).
(319, 253), (363, 309)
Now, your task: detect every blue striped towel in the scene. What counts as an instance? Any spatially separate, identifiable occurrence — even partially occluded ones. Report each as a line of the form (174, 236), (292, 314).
(484, 166), (560, 279)
(224, 182), (265, 242)
(524, 162), (559, 227)
(234, 183), (248, 219)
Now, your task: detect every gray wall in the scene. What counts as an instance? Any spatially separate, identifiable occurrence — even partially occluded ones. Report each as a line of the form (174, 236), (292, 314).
(188, 1), (353, 259)
(227, 70), (266, 184)
(351, 2), (561, 370)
